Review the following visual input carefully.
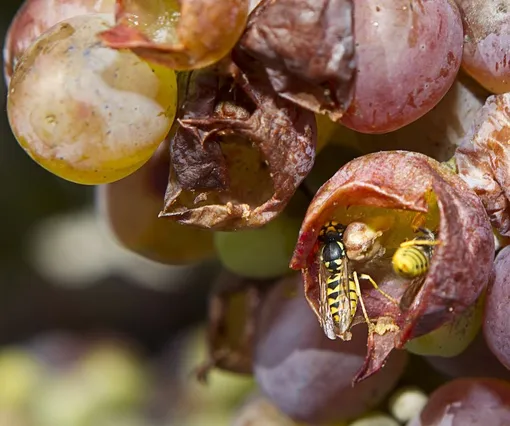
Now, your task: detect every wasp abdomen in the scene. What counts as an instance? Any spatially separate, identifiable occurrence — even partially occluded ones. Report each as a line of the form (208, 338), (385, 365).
(393, 245), (430, 279)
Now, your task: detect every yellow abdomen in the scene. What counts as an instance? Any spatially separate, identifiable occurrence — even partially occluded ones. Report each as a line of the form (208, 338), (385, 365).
(392, 246), (429, 279)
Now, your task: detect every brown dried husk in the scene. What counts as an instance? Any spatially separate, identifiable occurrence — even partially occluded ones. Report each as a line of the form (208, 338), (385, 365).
(455, 93), (510, 236)
(196, 271), (274, 379)
(290, 151), (494, 382)
(161, 66), (317, 230)
(99, 0), (249, 70)
(239, 0), (355, 121)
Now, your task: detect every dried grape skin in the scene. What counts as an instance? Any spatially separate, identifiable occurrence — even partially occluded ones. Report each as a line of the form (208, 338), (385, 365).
(3, 0), (116, 86)
(456, 0), (510, 94)
(409, 378), (510, 426)
(484, 245), (510, 370)
(341, 0), (463, 134)
(253, 275), (407, 424)
(100, 0), (250, 70)
(7, 14), (177, 185)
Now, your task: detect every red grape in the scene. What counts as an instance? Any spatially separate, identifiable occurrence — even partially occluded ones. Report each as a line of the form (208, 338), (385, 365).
(341, 0), (463, 134)
(484, 245), (510, 370)
(456, 0), (510, 94)
(409, 378), (510, 426)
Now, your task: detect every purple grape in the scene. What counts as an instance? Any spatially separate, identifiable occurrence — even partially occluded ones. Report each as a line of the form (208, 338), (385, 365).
(484, 245), (510, 370)
(409, 378), (510, 426)
(253, 275), (408, 424)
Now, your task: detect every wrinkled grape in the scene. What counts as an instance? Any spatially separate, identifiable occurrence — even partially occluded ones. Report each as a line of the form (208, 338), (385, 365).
(484, 245), (510, 369)
(340, 0), (463, 133)
(254, 275), (408, 424)
(3, 0), (115, 86)
(409, 378), (510, 426)
(96, 141), (216, 265)
(7, 14), (177, 185)
(456, 0), (510, 94)
(100, 0), (249, 70)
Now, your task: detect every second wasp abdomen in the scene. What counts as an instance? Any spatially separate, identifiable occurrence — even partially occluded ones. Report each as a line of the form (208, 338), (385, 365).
(392, 245), (429, 279)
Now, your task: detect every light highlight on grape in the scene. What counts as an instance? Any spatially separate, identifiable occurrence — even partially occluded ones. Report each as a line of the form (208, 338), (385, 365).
(7, 14), (177, 185)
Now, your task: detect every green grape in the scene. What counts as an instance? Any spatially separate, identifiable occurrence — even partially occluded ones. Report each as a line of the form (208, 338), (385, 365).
(405, 291), (485, 357)
(0, 348), (43, 411)
(214, 213), (302, 279)
(7, 13), (177, 185)
(77, 342), (148, 412)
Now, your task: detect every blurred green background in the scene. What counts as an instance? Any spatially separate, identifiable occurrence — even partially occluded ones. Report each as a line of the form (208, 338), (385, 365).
(0, 3), (254, 425)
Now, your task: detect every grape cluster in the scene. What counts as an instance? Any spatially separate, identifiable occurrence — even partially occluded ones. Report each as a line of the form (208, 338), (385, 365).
(4, 0), (510, 424)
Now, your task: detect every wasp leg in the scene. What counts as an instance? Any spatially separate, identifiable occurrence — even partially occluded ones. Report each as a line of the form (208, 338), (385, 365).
(399, 239), (441, 248)
(352, 271), (375, 333)
(358, 272), (399, 305)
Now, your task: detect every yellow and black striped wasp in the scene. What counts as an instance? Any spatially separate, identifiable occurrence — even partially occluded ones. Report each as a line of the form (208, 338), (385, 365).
(392, 227), (441, 309)
(317, 221), (396, 340)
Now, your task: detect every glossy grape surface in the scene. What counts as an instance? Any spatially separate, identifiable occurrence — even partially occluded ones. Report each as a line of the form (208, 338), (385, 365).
(457, 0), (510, 94)
(341, 0), (463, 134)
(409, 378), (510, 426)
(484, 245), (510, 370)
(3, 0), (115, 86)
(7, 14), (177, 185)
(253, 276), (408, 424)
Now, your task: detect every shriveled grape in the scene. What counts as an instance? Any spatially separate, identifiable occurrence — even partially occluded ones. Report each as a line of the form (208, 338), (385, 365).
(100, 0), (249, 70)
(254, 275), (408, 424)
(7, 14), (177, 185)
(408, 378), (510, 426)
(340, 0), (463, 133)
(484, 245), (510, 370)
(3, 0), (115, 86)
(456, 0), (510, 94)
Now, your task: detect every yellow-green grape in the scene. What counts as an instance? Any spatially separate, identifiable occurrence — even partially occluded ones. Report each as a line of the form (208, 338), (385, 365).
(0, 348), (43, 411)
(214, 213), (302, 279)
(348, 412), (399, 426)
(7, 13), (177, 185)
(388, 386), (428, 424)
(405, 292), (485, 357)
(77, 342), (148, 412)
(232, 396), (297, 426)
(179, 328), (255, 411)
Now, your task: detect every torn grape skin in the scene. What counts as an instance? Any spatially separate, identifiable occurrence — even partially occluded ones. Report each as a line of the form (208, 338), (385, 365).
(290, 151), (494, 382)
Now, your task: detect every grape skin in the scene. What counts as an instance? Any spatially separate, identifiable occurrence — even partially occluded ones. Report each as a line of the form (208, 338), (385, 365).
(456, 0), (510, 94)
(253, 276), (408, 424)
(340, 0), (463, 134)
(3, 0), (116, 86)
(7, 14), (177, 185)
(408, 378), (510, 426)
(484, 245), (510, 370)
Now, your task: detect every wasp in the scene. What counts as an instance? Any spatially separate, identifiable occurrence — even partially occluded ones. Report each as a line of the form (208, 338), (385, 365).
(318, 221), (396, 340)
(392, 228), (441, 309)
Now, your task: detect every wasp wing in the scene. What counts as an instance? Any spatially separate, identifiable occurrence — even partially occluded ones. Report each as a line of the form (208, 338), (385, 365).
(318, 259), (337, 340)
(399, 275), (426, 310)
(336, 256), (354, 335)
